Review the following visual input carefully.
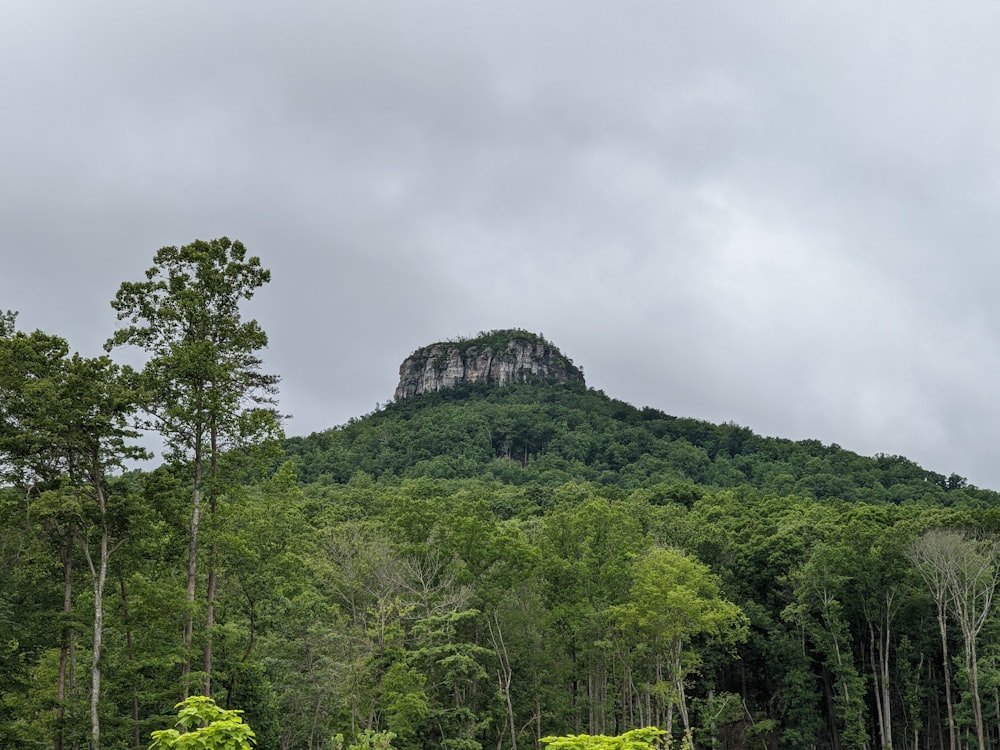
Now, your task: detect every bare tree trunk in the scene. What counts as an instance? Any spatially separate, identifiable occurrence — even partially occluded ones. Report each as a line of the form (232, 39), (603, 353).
(182, 444), (204, 699)
(535, 697), (542, 749)
(869, 629), (885, 750)
(658, 656), (673, 738)
(937, 604), (956, 750)
(70, 620), (78, 750)
(487, 611), (517, 750)
(56, 532), (73, 750)
(965, 637), (985, 750)
(203, 522), (217, 696)
(867, 591), (896, 750)
(77, 472), (115, 750)
(116, 562), (141, 750)
(923, 530), (1000, 750)
(203, 423), (219, 696)
(908, 532), (958, 750)
(879, 606), (893, 750)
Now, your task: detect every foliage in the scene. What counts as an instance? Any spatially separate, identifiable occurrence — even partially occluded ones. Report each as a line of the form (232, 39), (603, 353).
(541, 727), (669, 750)
(11, 280), (1000, 750)
(106, 237), (281, 464)
(283, 382), (997, 510)
(106, 237), (282, 693)
(333, 729), (398, 750)
(149, 695), (256, 749)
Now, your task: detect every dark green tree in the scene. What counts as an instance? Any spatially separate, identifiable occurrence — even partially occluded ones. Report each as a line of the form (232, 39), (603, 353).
(0, 316), (147, 749)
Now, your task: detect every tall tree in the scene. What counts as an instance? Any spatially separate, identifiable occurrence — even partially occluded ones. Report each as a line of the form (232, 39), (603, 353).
(907, 529), (958, 750)
(909, 528), (1000, 750)
(0, 316), (146, 749)
(615, 545), (748, 748)
(106, 237), (281, 696)
(63, 355), (148, 750)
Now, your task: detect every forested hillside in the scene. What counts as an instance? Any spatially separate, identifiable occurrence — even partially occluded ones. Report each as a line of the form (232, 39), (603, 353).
(5, 244), (1000, 750)
(285, 380), (990, 506)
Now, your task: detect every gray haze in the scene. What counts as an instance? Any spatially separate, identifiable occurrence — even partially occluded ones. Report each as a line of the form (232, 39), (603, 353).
(3, 3), (1000, 488)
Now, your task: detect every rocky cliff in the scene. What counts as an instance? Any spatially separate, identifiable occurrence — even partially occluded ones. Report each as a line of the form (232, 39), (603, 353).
(394, 330), (585, 400)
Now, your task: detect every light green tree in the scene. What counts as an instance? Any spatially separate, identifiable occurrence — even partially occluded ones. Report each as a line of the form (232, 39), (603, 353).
(334, 729), (398, 750)
(541, 726), (668, 750)
(149, 695), (255, 749)
(615, 547), (747, 749)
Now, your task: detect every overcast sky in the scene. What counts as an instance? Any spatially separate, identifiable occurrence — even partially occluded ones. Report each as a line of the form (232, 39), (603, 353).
(3, 2), (1000, 489)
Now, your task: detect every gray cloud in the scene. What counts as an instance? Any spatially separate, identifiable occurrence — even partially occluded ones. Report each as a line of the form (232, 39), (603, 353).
(3, 2), (1000, 487)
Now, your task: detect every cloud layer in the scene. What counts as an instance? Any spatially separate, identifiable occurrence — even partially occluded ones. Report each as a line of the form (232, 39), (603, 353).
(3, 2), (999, 487)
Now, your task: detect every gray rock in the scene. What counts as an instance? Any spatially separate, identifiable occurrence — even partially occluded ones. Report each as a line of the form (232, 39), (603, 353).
(394, 330), (584, 401)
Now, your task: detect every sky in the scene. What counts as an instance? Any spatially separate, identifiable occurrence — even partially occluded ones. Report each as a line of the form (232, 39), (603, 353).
(3, 2), (1000, 488)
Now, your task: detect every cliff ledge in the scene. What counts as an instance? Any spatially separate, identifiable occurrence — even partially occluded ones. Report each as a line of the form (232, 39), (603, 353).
(394, 329), (585, 401)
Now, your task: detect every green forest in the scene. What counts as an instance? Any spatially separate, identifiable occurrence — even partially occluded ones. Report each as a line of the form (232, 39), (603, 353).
(4, 240), (1000, 750)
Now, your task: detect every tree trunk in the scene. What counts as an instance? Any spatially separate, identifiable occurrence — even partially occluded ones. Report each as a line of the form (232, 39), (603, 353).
(69, 620), (78, 750)
(182, 447), (203, 699)
(867, 595), (894, 750)
(56, 532), (73, 750)
(487, 611), (517, 750)
(868, 630), (885, 750)
(965, 636), (985, 750)
(74, 471), (113, 750)
(116, 562), (141, 750)
(823, 669), (841, 750)
(203, 528), (217, 696)
(203, 421), (219, 697)
(87, 528), (106, 750)
(879, 607), (893, 750)
(936, 600), (956, 750)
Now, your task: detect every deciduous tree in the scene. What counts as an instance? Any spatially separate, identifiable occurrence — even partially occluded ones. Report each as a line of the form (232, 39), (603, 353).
(149, 695), (256, 749)
(107, 238), (281, 696)
(615, 546), (747, 748)
(0, 316), (146, 750)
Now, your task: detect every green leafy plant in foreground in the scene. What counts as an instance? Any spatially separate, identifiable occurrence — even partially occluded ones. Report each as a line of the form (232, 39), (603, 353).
(149, 695), (256, 749)
(541, 727), (669, 750)
(333, 729), (398, 750)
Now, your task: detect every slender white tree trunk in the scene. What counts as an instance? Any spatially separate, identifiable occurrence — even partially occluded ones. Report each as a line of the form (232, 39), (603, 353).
(182, 451), (203, 698)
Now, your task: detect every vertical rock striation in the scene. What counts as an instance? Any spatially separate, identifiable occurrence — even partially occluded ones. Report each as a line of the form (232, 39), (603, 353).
(394, 329), (584, 400)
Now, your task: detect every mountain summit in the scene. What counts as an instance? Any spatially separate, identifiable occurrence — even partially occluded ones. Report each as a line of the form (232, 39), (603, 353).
(394, 329), (585, 400)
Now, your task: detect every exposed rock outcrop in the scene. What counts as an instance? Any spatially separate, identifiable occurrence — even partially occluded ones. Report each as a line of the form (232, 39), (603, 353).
(394, 330), (584, 401)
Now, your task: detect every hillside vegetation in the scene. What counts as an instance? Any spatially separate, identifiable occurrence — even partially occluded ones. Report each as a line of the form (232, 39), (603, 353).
(286, 380), (989, 506)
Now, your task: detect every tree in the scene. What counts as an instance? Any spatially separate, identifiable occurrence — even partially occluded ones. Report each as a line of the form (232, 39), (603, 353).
(63, 355), (148, 750)
(784, 542), (868, 750)
(537, 495), (648, 735)
(909, 528), (1000, 750)
(106, 238), (281, 696)
(0, 317), (146, 750)
(615, 547), (747, 749)
(149, 695), (256, 749)
(334, 729), (398, 750)
(907, 529), (959, 750)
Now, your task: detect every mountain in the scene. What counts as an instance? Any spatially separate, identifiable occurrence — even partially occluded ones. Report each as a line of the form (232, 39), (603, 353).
(284, 330), (997, 507)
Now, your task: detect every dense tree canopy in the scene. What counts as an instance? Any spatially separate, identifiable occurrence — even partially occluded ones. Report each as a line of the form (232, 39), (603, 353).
(5, 261), (1000, 750)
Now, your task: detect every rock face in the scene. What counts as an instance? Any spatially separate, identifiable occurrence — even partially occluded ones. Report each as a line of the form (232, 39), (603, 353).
(394, 330), (585, 401)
